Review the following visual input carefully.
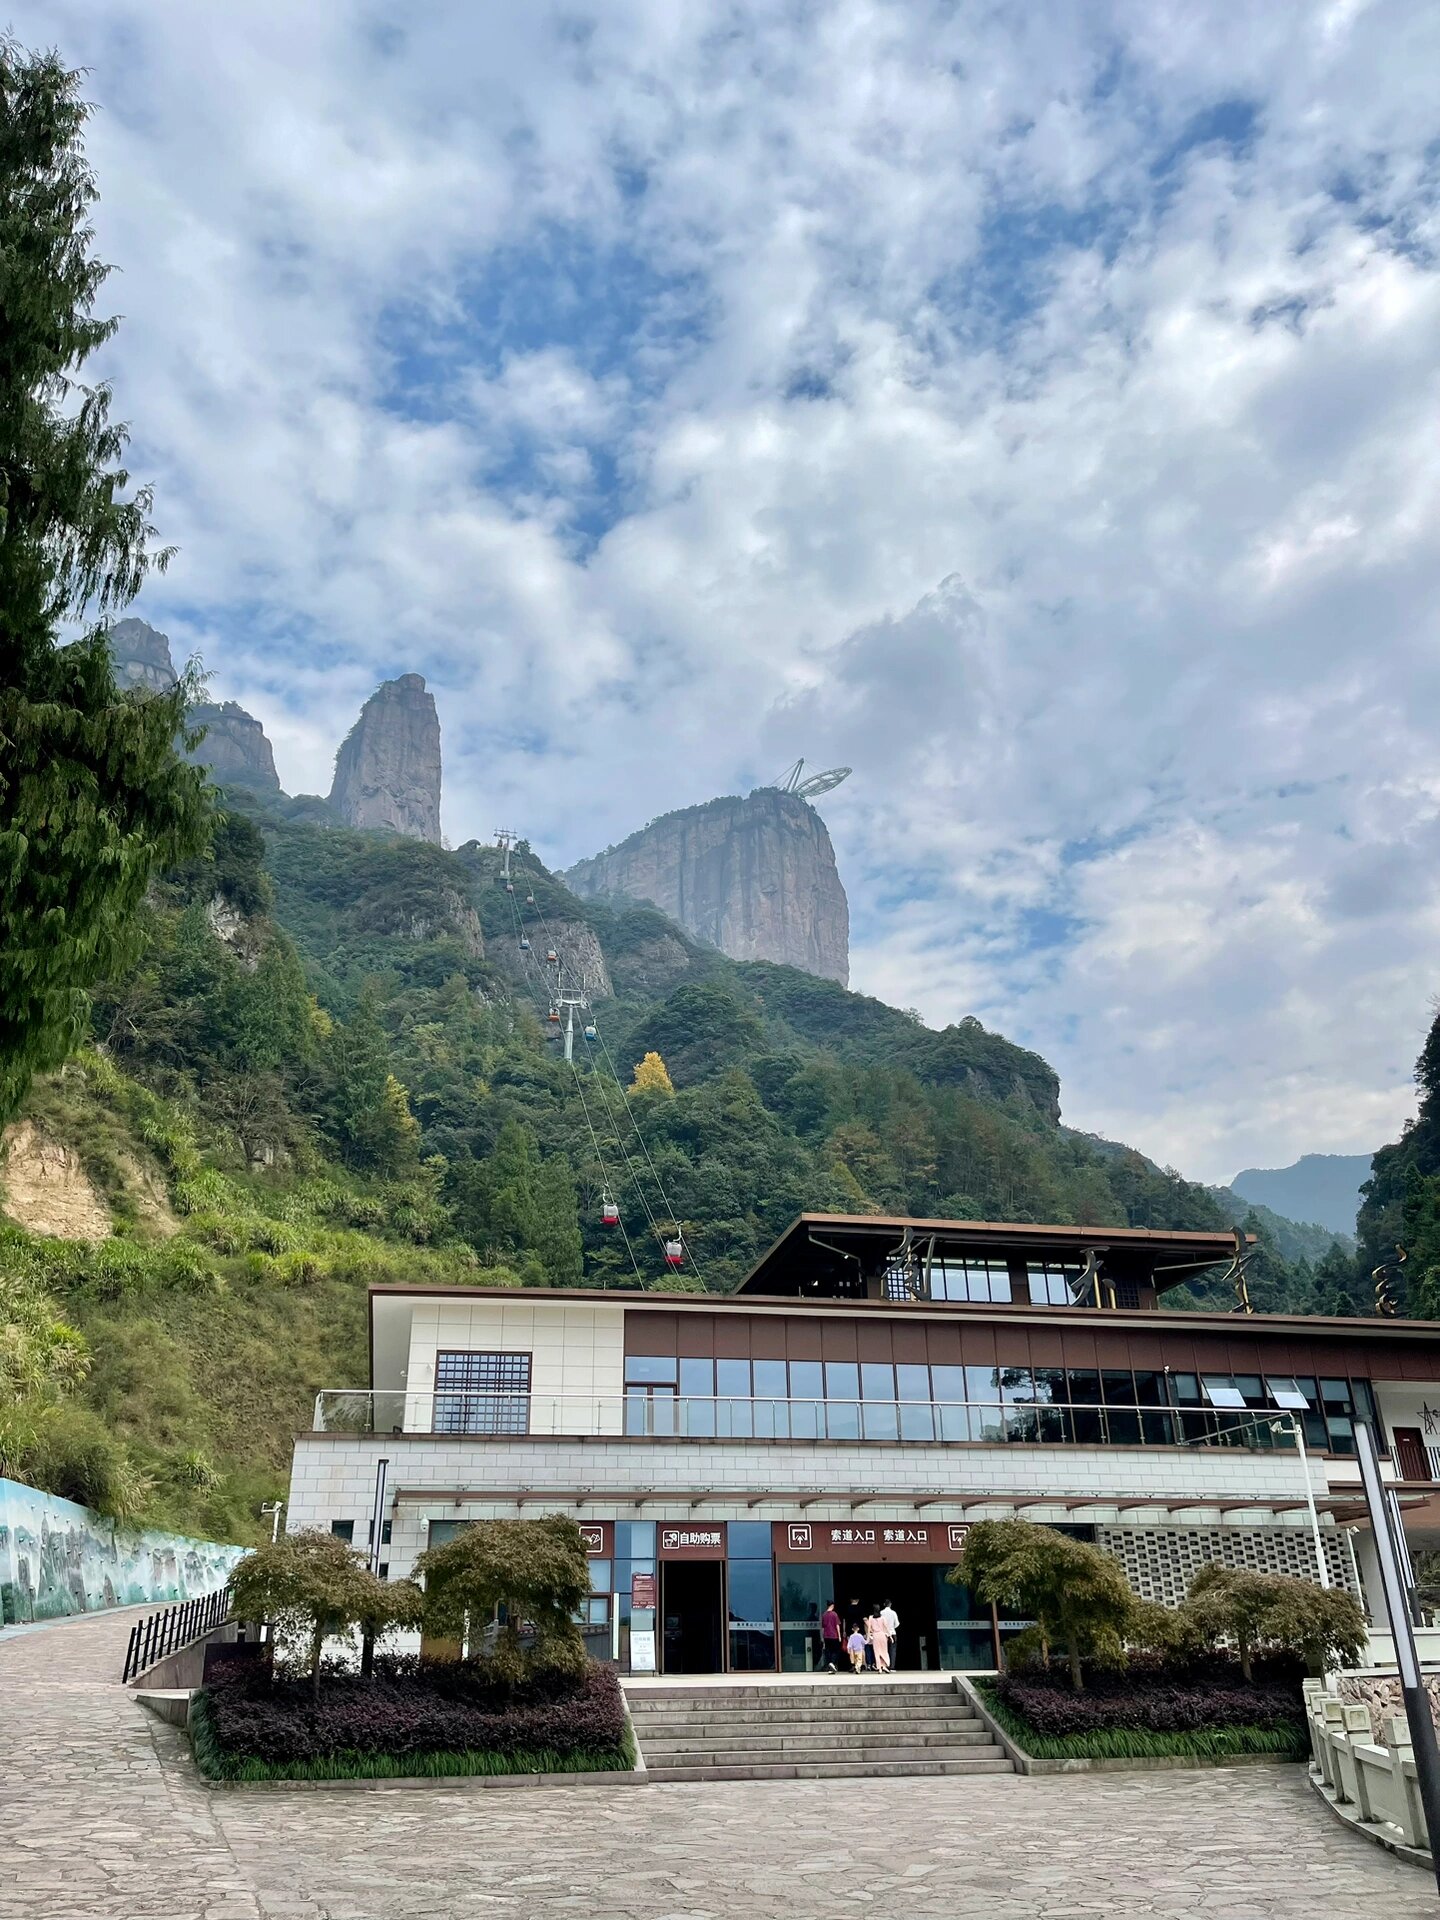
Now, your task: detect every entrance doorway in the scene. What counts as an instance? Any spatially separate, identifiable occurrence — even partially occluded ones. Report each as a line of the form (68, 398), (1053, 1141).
(661, 1560), (724, 1672)
(834, 1562), (942, 1671)
(1395, 1426), (1431, 1481)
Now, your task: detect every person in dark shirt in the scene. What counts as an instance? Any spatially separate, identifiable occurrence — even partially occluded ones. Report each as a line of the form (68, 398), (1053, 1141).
(820, 1600), (843, 1673)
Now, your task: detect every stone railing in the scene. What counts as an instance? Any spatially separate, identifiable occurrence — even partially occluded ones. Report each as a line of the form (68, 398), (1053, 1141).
(1305, 1678), (1430, 1859)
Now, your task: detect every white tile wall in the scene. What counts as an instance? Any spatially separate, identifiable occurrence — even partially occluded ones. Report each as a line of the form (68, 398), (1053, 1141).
(288, 1430), (1333, 1583)
(403, 1298), (626, 1434)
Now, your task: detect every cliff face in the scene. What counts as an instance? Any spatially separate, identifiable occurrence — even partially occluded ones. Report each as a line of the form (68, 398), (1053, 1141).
(566, 789), (849, 984)
(109, 617), (177, 692)
(190, 701), (281, 794)
(329, 674), (442, 844)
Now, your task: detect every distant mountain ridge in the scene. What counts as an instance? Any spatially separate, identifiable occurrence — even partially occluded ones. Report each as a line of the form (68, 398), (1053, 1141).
(1230, 1154), (1372, 1239)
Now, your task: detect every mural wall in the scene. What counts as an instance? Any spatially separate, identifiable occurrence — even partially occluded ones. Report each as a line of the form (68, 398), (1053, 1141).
(0, 1477), (245, 1625)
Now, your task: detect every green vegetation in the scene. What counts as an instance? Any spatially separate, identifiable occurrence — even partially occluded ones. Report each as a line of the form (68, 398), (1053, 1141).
(0, 796), (1382, 1542)
(972, 1682), (1308, 1763)
(188, 1688), (636, 1783)
(955, 1520), (1365, 1690)
(0, 44), (212, 1126)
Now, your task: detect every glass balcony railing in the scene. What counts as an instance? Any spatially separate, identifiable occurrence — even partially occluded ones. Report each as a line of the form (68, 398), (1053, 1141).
(311, 1388), (1310, 1450)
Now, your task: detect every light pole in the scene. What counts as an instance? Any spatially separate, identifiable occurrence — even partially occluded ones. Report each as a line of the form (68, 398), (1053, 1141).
(1184, 1406), (1329, 1590)
(261, 1500), (284, 1544)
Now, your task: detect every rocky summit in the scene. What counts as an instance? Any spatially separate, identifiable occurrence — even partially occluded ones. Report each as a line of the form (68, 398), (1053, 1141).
(328, 673), (442, 844)
(565, 787), (850, 984)
(190, 700), (281, 794)
(108, 615), (177, 692)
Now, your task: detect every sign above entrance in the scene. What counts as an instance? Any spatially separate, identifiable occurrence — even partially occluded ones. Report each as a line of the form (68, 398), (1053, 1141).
(774, 1521), (970, 1562)
(659, 1525), (725, 1558)
(578, 1523), (613, 1557)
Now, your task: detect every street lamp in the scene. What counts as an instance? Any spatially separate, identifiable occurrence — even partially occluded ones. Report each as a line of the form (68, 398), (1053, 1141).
(1184, 1395), (1329, 1590)
(260, 1500), (284, 1544)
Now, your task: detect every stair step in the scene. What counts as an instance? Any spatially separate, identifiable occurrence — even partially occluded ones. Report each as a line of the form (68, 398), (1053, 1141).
(643, 1741), (1005, 1764)
(640, 1735), (996, 1756)
(644, 1757), (1014, 1782)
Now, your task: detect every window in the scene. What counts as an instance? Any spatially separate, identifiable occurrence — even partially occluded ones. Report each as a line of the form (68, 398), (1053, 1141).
(625, 1353), (677, 1436)
(679, 1356), (715, 1436)
(861, 1361), (898, 1440)
(717, 1357), (753, 1438)
(1028, 1263), (1080, 1306)
(825, 1361), (860, 1439)
(1322, 1379), (1357, 1455)
(434, 1350), (531, 1434)
(931, 1258), (1012, 1303)
(330, 1520), (354, 1542)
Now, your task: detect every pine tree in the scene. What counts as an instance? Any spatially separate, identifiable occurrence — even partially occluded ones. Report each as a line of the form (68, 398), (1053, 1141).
(0, 44), (211, 1121)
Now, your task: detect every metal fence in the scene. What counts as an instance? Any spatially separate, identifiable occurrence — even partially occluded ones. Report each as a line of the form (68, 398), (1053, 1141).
(121, 1583), (234, 1684)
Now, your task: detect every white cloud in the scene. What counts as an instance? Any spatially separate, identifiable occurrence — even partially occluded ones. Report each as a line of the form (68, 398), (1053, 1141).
(13, 0), (1440, 1180)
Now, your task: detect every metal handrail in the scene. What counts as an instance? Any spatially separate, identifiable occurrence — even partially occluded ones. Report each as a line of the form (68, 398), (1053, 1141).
(121, 1583), (234, 1684)
(310, 1387), (1316, 1451)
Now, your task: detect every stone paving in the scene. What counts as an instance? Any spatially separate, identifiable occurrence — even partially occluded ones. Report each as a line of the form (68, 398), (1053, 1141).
(0, 1608), (1434, 1919)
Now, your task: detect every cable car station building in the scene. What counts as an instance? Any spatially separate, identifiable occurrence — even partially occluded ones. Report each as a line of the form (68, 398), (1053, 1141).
(287, 1213), (1440, 1675)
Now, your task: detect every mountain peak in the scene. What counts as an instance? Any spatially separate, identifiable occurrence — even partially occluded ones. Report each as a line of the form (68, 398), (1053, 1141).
(329, 675), (443, 844)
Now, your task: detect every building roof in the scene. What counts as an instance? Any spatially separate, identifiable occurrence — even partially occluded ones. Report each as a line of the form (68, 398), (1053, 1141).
(735, 1212), (1246, 1296)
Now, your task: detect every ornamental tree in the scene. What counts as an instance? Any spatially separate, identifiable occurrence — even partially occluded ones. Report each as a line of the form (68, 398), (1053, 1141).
(0, 43), (212, 1123)
(416, 1515), (590, 1683)
(1184, 1564), (1366, 1679)
(230, 1529), (421, 1701)
(953, 1519), (1136, 1690)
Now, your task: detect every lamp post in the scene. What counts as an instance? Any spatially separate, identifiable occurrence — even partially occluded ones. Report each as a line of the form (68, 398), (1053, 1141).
(1274, 1415), (1329, 1590)
(260, 1500), (284, 1544)
(1354, 1419), (1440, 1895)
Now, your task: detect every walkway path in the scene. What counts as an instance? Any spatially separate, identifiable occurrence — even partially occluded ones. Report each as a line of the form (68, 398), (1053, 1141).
(0, 1609), (1432, 1919)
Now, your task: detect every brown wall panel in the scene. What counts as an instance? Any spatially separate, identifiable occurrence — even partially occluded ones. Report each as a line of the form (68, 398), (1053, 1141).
(785, 1316), (823, 1360)
(675, 1315), (715, 1358)
(749, 1318), (789, 1361)
(891, 1320), (930, 1364)
(713, 1315), (753, 1359)
(1060, 1328), (1099, 1369)
(957, 1324), (998, 1368)
(994, 1325), (1031, 1368)
(923, 1322), (965, 1366)
(820, 1319), (859, 1360)
(625, 1311), (676, 1356)
(856, 1321), (896, 1363)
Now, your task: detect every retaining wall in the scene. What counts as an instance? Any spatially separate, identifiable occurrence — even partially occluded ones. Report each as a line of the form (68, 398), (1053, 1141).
(0, 1476), (245, 1625)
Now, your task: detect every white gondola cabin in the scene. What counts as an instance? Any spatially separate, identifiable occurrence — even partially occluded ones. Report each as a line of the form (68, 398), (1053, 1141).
(664, 1237), (684, 1268)
(601, 1199), (620, 1227)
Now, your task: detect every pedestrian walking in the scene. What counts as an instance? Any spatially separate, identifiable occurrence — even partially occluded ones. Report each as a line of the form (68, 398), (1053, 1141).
(862, 1607), (877, 1668)
(880, 1597), (900, 1670)
(869, 1602), (892, 1673)
(846, 1623), (868, 1672)
(820, 1599), (844, 1674)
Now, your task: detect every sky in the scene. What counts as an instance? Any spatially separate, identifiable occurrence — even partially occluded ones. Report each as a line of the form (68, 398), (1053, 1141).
(23, 0), (1440, 1185)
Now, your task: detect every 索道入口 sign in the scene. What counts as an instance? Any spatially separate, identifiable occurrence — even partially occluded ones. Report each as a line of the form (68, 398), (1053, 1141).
(773, 1521), (969, 1561)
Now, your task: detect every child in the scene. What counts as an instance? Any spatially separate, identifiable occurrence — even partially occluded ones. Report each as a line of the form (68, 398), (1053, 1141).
(846, 1624), (867, 1672)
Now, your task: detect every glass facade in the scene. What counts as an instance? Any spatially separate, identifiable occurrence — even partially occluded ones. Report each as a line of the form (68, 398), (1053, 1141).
(623, 1353), (1374, 1452)
(725, 1520), (775, 1671)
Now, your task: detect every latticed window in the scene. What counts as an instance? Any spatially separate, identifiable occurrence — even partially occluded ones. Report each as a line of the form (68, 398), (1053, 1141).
(434, 1350), (532, 1434)
(930, 1258), (1012, 1303)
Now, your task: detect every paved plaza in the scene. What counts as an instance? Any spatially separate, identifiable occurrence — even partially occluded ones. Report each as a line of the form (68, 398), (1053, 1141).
(0, 1610), (1433, 1920)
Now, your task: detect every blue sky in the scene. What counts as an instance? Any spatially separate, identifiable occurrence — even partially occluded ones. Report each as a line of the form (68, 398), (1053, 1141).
(22, 0), (1440, 1183)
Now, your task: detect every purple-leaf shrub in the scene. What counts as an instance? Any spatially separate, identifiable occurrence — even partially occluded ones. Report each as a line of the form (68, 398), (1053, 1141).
(995, 1656), (1303, 1736)
(204, 1660), (627, 1764)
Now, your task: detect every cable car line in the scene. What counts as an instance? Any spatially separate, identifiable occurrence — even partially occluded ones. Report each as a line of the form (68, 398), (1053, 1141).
(494, 836), (679, 1280)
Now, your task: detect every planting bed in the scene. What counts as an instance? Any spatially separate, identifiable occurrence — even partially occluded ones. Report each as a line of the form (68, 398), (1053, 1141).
(976, 1658), (1308, 1763)
(192, 1658), (634, 1782)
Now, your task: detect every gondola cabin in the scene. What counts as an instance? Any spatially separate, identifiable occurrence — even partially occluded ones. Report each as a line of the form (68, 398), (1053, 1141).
(601, 1201), (620, 1227)
(664, 1237), (684, 1268)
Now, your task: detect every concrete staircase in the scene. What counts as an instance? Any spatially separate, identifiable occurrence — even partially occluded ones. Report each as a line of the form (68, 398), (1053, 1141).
(624, 1678), (1014, 1783)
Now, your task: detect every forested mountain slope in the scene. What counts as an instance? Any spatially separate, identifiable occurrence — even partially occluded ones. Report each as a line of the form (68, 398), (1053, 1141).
(0, 800), (1374, 1544)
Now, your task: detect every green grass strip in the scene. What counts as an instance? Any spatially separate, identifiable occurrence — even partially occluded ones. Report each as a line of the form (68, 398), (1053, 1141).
(972, 1681), (1307, 1763)
(189, 1691), (636, 1783)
